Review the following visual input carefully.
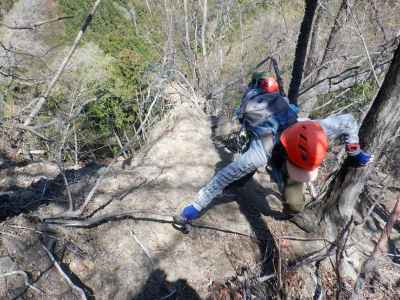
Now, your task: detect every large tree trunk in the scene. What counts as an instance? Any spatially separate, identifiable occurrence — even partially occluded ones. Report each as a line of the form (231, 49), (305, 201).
(313, 43), (400, 240)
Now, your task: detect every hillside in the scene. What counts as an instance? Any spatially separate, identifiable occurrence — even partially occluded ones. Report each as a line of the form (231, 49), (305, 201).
(0, 89), (263, 299)
(1, 0), (400, 299)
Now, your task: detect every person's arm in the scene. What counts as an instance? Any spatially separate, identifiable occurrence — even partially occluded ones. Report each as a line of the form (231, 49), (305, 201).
(316, 113), (372, 166)
(180, 136), (273, 221)
(317, 113), (359, 145)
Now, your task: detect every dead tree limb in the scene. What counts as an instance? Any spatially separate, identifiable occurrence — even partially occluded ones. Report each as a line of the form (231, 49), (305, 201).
(41, 242), (88, 300)
(0, 16), (73, 30)
(130, 230), (154, 268)
(42, 210), (256, 239)
(316, 0), (349, 81)
(15, 124), (54, 142)
(299, 59), (390, 101)
(351, 199), (400, 299)
(23, 0), (103, 127)
(370, 1), (388, 42)
(201, 0), (208, 59)
(347, 0), (381, 87)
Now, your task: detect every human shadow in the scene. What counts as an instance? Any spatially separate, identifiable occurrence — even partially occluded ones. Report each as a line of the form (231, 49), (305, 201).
(204, 116), (284, 274)
(131, 269), (201, 300)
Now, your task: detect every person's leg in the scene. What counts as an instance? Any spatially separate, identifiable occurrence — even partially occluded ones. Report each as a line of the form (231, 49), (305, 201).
(283, 178), (320, 233)
(227, 170), (256, 188)
(227, 135), (273, 189)
(194, 137), (269, 210)
(283, 178), (305, 214)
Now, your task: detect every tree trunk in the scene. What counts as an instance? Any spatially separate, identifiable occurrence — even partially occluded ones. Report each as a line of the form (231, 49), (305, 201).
(313, 43), (400, 240)
(288, 0), (319, 105)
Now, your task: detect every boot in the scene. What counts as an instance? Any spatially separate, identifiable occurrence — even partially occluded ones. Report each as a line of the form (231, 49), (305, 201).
(288, 212), (320, 233)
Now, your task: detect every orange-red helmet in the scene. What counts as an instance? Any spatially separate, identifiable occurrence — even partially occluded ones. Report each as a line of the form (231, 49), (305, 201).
(280, 121), (328, 170)
(259, 77), (279, 93)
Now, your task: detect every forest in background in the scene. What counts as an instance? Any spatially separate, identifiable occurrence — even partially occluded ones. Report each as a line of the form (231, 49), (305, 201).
(2, 0), (397, 163)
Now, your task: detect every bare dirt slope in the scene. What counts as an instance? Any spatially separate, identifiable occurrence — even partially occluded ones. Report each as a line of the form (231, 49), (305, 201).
(1, 87), (399, 299)
(0, 95), (261, 299)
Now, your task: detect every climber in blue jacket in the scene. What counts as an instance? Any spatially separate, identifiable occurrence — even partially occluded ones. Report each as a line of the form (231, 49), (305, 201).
(177, 75), (372, 228)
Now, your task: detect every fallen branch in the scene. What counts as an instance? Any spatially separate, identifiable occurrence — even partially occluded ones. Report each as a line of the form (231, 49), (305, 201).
(351, 198), (400, 299)
(58, 164), (75, 212)
(130, 230), (154, 267)
(160, 288), (177, 300)
(278, 236), (334, 245)
(15, 124), (54, 142)
(41, 242), (88, 300)
(42, 210), (256, 240)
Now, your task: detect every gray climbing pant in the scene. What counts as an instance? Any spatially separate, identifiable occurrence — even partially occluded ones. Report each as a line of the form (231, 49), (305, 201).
(284, 178), (305, 213)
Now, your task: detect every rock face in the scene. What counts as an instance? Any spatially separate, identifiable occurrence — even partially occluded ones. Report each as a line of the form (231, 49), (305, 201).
(0, 100), (261, 299)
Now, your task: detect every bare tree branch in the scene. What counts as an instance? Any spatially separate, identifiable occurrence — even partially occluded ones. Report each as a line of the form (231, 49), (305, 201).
(41, 242), (88, 300)
(23, 0), (103, 127)
(347, 0), (381, 87)
(351, 199), (400, 299)
(15, 124), (54, 142)
(201, 0), (208, 58)
(0, 16), (73, 30)
(130, 230), (154, 268)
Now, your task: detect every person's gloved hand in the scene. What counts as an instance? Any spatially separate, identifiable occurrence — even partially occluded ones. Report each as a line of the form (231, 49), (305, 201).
(180, 204), (201, 222)
(348, 149), (373, 167)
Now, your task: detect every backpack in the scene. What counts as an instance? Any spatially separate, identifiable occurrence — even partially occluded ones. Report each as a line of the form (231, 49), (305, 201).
(237, 57), (298, 137)
(237, 86), (298, 137)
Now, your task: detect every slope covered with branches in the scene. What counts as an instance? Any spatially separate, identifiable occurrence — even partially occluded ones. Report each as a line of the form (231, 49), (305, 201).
(1, 0), (400, 299)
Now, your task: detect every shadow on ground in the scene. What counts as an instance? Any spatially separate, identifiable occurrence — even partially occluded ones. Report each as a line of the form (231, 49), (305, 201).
(0, 160), (103, 221)
(204, 117), (284, 275)
(131, 269), (201, 300)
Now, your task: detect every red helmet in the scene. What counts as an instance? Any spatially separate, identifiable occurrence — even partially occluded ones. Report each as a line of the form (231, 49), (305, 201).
(280, 121), (328, 170)
(259, 77), (279, 93)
